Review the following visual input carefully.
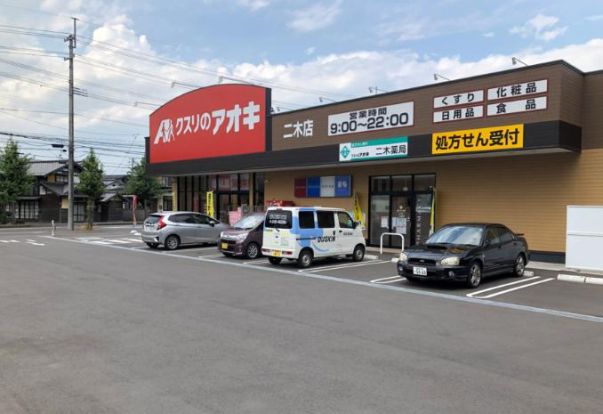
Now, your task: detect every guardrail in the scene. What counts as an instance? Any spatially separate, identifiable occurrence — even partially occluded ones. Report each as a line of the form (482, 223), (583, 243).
(380, 232), (405, 255)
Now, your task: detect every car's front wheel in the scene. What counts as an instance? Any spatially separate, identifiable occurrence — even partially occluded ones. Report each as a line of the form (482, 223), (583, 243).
(513, 254), (526, 277)
(245, 242), (260, 260)
(297, 249), (313, 268)
(466, 261), (482, 288)
(352, 244), (365, 262)
(164, 235), (180, 251)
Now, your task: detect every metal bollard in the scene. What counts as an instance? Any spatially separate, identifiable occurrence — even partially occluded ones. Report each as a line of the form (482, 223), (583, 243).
(51, 220), (56, 237)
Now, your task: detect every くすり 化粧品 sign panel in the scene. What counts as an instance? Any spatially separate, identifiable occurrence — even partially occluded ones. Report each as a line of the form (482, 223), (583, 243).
(149, 84), (269, 164)
(432, 124), (524, 155)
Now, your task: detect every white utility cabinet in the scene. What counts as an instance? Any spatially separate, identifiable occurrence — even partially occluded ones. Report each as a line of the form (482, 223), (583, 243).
(566, 206), (603, 271)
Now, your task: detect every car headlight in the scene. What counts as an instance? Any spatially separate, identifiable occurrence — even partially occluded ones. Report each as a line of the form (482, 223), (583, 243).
(399, 253), (408, 263)
(235, 233), (247, 241)
(220, 232), (225, 238)
(440, 256), (460, 266)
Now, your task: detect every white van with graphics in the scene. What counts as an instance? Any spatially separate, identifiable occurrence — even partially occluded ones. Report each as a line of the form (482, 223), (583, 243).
(262, 207), (366, 268)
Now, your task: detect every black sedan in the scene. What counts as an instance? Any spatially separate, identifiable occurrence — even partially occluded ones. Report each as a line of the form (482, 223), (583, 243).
(397, 223), (529, 288)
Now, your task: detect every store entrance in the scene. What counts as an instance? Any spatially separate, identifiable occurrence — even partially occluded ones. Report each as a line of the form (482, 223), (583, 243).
(369, 174), (435, 249)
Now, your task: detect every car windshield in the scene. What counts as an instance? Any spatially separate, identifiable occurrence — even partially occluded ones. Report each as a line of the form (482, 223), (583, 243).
(233, 214), (263, 230)
(426, 225), (484, 246)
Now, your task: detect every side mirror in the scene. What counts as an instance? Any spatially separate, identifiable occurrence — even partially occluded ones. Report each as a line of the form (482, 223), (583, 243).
(483, 239), (490, 247)
(353, 221), (361, 229)
(209, 221), (215, 227)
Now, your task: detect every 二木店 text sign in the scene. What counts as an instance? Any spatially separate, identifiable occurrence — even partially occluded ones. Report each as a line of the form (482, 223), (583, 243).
(149, 84), (269, 164)
(432, 124), (524, 155)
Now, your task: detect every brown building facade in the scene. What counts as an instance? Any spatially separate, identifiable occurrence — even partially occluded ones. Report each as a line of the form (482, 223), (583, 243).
(147, 60), (603, 262)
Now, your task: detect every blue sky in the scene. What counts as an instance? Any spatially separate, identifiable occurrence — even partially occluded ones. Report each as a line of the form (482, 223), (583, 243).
(130, 0), (603, 63)
(0, 0), (602, 172)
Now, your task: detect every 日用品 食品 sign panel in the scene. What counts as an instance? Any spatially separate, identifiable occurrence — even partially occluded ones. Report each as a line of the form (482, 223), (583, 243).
(328, 102), (414, 136)
(432, 124), (524, 155)
(339, 137), (408, 162)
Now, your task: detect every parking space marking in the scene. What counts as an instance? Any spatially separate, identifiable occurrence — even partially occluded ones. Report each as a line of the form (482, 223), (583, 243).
(371, 275), (403, 284)
(300, 260), (389, 273)
(243, 259), (270, 265)
(466, 276), (541, 298)
(0, 240), (19, 243)
(26, 239), (45, 246)
(41, 235), (603, 324)
(475, 278), (554, 299)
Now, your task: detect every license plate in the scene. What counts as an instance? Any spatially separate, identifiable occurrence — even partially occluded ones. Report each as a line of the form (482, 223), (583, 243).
(221, 242), (228, 250)
(273, 250), (282, 257)
(413, 266), (427, 276)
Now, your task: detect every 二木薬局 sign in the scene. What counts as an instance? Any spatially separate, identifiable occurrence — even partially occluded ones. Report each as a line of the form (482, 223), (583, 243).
(432, 124), (524, 155)
(339, 136), (409, 162)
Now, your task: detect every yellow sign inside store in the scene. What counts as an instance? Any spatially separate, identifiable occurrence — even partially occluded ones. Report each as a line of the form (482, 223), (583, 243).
(432, 124), (524, 155)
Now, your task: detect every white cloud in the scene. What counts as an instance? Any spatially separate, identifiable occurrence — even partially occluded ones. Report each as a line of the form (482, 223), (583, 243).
(586, 14), (603, 21)
(305, 46), (316, 55)
(2, 2), (603, 173)
(483, 32), (495, 38)
(288, 0), (343, 33)
(237, 0), (270, 11)
(510, 14), (567, 41)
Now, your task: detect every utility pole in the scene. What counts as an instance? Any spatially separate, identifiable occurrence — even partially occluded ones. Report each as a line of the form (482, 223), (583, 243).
(66, 18), (77, 231)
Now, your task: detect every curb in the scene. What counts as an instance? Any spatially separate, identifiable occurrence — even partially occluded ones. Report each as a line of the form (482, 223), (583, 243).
(557, 274), (603, 286)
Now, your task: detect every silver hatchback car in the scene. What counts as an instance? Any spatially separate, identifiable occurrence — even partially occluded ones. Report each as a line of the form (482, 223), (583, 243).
(141, 211), (230, 250)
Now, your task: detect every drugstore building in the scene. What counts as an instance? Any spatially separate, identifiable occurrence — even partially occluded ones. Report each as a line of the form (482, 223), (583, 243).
(146, 60), (603, 262)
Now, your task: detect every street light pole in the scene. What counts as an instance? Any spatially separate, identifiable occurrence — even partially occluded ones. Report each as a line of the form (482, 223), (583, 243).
(66, 17), (77, 231)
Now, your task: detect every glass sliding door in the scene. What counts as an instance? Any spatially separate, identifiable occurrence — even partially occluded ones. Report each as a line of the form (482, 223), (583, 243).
(369, 195), (390, 246)
(391, 196), (411, 248)
(368, 174), (436, 248)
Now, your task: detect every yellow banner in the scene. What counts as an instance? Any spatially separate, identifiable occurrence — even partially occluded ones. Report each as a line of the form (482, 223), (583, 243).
(432, 124), (524, 155)
(206, 191), (214, 218)
(353, 192), (364, 226)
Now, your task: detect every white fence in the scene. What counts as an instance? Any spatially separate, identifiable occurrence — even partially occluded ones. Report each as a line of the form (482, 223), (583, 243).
(566, 206), (603, 271)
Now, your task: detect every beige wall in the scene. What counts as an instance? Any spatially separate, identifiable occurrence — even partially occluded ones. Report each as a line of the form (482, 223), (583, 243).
(265, 149), (603, 253)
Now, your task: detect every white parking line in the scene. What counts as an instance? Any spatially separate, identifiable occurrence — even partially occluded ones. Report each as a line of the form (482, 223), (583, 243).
(466, 276), (541, 298)
(301, 260), (389, 273)
(371, 275), (403, 284)
(475, 278), (554, 299)
(243, 259), (269, 265)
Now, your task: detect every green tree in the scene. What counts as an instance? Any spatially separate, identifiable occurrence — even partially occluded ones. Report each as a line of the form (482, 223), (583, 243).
(125, 157), (162, 217)
(0, 139), (33, 223)
(77, 149), (105, 230)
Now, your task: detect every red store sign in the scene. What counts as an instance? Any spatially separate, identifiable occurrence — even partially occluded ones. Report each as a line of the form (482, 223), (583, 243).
(149, 84), (270, 164)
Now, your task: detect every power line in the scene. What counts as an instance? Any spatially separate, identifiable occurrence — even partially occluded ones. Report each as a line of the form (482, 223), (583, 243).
(0, 107), (147, 127)
(77, 35), (355, 99)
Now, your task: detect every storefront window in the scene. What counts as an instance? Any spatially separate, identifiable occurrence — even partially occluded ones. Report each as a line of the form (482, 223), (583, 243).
(192, 176), (200, 212)
(254, 173), (265, 212)
(414, 174), (436, 191)
(371, 176), (389, 193)
(218, 175), (231, 191)
(229, 174), (238, 191)
(240, 173), (250, 191)
(391, 175), (412, 192)
(186, 176), (193, 211)
(209, 175), (217, 191)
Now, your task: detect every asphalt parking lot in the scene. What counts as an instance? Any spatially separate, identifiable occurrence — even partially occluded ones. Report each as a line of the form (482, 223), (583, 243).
(37, 225), (603, 320)
(1, 225), (602, 413)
